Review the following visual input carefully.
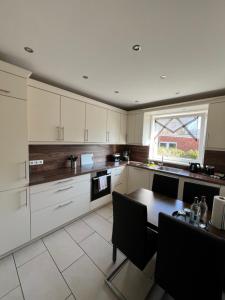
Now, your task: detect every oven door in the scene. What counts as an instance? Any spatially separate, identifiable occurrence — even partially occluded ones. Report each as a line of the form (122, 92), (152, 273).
(91, 174), (111, 201)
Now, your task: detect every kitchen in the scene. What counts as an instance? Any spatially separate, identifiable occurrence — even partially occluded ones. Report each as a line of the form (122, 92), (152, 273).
(0, 1), (225, 300)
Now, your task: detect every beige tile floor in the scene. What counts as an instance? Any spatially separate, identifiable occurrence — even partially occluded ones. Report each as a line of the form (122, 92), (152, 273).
(0, 204), (156, 300)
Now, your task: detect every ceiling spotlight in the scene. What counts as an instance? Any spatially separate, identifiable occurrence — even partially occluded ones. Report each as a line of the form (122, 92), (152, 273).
(24, 46), (34, 53)
(82, 75), (88, 79)
(176, 91), (180, 95)
(114, 91), (119, 94)
(135, 100), (140, 103)
(160, 75), (167, 79)
(132, 44), (141, 52)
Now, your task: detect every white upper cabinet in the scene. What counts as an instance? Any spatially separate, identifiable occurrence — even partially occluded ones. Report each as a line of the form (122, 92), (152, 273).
(28, 87), (61, 142)
(0, 70), (27, 100)
(206, 100), (225, 150)
(61, 96), (85, 143)
(0, 95), (28, 191)
(120, 113), (127, 144)
(127, 112), (143, 144)
(85, 104), (107, 143)
(107, 110), (121, 144)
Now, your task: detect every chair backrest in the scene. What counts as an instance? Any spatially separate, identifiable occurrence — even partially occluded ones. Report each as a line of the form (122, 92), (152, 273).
(152, 174), (179, 198)
(183, 181), (220, 210)
(155, 213), (225, 300)
(112, 191), (149, 270)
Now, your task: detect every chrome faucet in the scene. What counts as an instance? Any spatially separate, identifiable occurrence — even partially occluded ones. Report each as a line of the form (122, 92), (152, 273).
(158, 155), (164, 168)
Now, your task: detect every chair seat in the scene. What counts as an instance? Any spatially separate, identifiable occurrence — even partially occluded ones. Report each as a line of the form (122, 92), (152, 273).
(146, 284), (174, 300)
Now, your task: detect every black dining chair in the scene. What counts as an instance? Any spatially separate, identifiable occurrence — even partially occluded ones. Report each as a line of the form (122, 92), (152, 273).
(182, 181), (220, 211)
(152, 174), (179, 198)
(147, 213), (225, 300)
(106, 191), (158, 298)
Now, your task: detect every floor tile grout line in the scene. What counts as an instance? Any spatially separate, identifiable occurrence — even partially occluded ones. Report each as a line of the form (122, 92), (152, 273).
(66, 229), (116, 278)
(82, 217), (113, 246)
(63, 226), (94, 245)
(12, 255), (26, 300)
(41, 238), (76, 300)
(0, 284), (20, 300)
(15, 249), (47, 269)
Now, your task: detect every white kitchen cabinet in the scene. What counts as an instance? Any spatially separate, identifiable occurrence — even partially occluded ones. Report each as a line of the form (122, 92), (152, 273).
(120, 113), (127, 144)
(28, 86), (61, 142)
(85, 103), (107, 143)
(107, 110), (121, 144)
(127, 112), (143, 144)
(0, 95), (28, 191)
(0, 187), (30, 256)
(127, 166), (150, 193)
(30, 175), (90, 239)
(111, 166), (127, 194)
(0, 70), (27, 99)
(206, 100), (225, 150)
(61, 96), (85, 142)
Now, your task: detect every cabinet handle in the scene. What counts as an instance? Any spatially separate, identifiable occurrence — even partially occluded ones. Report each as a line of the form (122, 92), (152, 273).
(86, 129), (88, 141)
(55, 179), (74, 185)
(61, 127), (64, 141)
(106, 131), (108, 142)
(55, 186), (73, 193)
(55, 200), (73, 209)
(19, 189), (28, 208)
(24, 161), (27, 180)
(56, 127), (61, 140)
(108, 131), (110, 142)
(0, 89), (10, 93)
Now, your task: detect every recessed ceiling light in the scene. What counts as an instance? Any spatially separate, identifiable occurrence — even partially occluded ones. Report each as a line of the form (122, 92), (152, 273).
(24, 46), (34, 53)
(82, 75), (88, 79)
(176, 91), (180, 95)
(160, 75), (167, 79)
(132, 44), (141, 52)
(135, 100), (140, 103)
(114, 90), (119, 94)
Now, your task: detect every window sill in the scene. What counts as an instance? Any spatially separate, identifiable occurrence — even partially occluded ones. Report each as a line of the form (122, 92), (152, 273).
(149, 158), (201, 167)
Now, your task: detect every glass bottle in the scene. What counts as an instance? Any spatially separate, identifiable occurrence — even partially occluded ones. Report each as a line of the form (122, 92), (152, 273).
(190, 197), (200, 225)
(199, 196), (208, 224)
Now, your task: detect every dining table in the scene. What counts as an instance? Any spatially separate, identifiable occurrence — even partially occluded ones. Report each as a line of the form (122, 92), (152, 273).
(127, 188), (225, 239)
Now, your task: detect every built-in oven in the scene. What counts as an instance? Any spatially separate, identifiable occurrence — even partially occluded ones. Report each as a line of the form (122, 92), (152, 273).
(91, 169), (111, 201)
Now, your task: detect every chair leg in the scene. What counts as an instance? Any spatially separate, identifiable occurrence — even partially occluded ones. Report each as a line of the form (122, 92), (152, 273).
(113, 245), (117, 263)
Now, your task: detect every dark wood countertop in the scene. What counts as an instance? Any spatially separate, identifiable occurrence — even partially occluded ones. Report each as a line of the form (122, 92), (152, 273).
(127, 161), (225, 186)
(29, 162), (127, 186)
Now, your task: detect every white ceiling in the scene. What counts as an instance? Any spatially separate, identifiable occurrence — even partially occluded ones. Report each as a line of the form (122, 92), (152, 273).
(1, 0), (225, 108)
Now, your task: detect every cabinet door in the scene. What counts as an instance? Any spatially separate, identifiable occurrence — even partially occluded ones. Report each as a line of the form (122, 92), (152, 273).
(85, 104), (107, 143)
(127, 167), (150, 193)
(112, 166), (127, 194)
(207, 101), (225, 149)
(107, 110), (120, 144)
(0, 187), (30, 256)
(0, 95), (28, 191)
(127, 114), (135, 144)
(61, 96), (85, 142)
(120, 114), (127, 144)
(28, 87), (60, 142)
(134, 113), (143, 144)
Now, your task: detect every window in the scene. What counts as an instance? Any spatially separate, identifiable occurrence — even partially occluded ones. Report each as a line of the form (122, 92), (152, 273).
(150, 110), (207, 165)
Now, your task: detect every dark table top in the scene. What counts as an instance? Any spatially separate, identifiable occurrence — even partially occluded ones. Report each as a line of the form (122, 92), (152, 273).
(128, 188), (225, 239)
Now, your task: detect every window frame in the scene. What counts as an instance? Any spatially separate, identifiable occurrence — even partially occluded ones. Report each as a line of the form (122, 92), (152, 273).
(149, 111), (207, 165)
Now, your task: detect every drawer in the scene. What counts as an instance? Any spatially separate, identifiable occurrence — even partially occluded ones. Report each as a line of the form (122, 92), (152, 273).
(0, 70), (27, 99)
(31, 193), (90, 239)
(30, 174), (90, 194)
(31, 180), (90, 212)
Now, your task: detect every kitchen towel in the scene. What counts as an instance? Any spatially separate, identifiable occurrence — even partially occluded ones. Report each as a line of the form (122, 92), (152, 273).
(211, 196), (225, 230)
(98, 175), (107, 192)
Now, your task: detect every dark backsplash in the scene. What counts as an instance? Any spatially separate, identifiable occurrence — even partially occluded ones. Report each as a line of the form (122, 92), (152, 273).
(29, 145), (225, 174)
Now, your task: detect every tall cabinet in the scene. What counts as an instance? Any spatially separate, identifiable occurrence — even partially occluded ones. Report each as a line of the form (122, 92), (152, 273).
(0, 61), (31, 256)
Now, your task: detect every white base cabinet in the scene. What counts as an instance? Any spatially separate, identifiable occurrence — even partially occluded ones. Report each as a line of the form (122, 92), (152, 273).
(111, 166), (127, 194)
(30, 174), (90, 239)
(0, 187), (30, 256)
(127, 166), (151, 193)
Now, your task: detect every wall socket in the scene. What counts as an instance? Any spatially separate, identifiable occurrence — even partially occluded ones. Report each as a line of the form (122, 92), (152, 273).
(29, 160), (44, 166)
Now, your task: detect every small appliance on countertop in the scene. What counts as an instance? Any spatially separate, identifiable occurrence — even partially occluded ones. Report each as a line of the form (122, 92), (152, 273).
(203, 165), (215, 176)
(189, 162), (201, 173)
(111, 153), (121, 163)
(122, 150), (130, 162)
(81, 153), (94, 167)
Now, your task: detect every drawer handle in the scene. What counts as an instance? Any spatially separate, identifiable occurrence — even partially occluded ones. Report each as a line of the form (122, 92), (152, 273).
(0, 89), (10, 93)
(56, 179), (74, 185)
(56, 186), (73, 193)
(55, 200), (73, 209)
